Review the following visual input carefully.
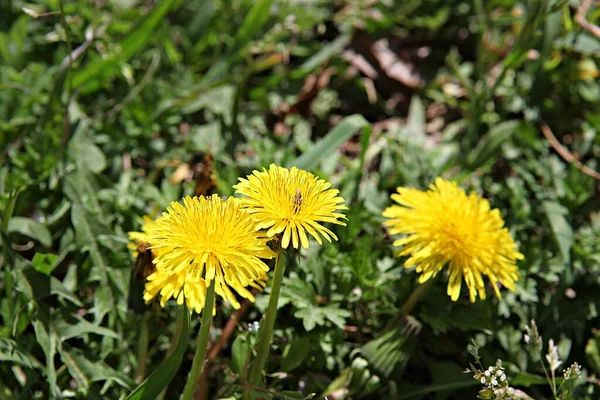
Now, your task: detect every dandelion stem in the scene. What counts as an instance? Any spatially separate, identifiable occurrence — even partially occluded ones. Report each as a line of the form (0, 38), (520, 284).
(181, 279), (216, 400)
(135, 313), (150, 384)
(400, 279), (433, 316)
(245, 247), (286, 398)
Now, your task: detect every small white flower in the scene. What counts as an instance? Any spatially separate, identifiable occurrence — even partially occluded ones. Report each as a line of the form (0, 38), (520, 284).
(500, 374), (506, 381)
(488, 366), (494, 372)
(481, 377), (486, 384)
(485, 370), (491, 377)
(491, 378), (498, 386)
(508, 387), (515, 394)
(496, 369), (503, 376)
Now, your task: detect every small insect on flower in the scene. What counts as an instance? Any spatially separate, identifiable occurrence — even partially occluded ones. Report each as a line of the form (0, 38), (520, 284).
(127, 216), (161, 313)
(143, 195), (276, 313)
(234, 164), (347, 249)
(382, 178), (523, 302)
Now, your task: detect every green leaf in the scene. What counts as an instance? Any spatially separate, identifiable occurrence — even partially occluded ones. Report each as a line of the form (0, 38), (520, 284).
(16, 266), (82, 307)
(281, 337), (311, 372)
(72, 0), (182, 90)
(70, 203), (114, 318)
(292, 33), (351, 77)
(0, 338), (43, 370)
(467, 120), (520, 169)
(586, 332), (600, 375)
(59, 343), (135, 392)
(8, 217), (52, 247)
(233, 0), (274, 51)
(53, 313), (119, 341)
(511, 372), (552, 386)
(288, 115), (370, 171)
(231, 334), (251, 374)
(543, 201), (573, 264)
(32, 306), (58, 397)
(31, 253), (58, 276)
(68, 130), (107, 174)
(125, 307), (190, 400)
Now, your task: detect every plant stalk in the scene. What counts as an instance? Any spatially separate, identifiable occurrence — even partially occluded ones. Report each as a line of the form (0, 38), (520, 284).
(135, 313), (150, 384)
(245, 247), (286, 398)
(181, 279), (216, 400)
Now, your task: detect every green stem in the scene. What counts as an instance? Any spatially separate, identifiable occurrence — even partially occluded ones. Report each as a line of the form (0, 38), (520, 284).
(135, 313), (150, 384)
(181, 279), (216, 400)
(245, 248), (286, 398)
(399, 279), (433, 316)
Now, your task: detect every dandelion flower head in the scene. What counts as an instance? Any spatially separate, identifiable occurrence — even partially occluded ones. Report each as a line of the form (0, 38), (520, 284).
(382, 178), (523, 302)
(128, 215), (163, 258)
(234, 164), (347, 249)
(143, 194), (276, 313)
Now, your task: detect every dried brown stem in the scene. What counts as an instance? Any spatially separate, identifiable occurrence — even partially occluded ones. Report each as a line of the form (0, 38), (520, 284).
(540, 122), (600, 180)
(575, 0), (600, 40)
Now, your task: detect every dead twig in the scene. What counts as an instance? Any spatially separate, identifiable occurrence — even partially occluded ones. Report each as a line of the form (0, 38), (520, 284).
(575, 0), (600, 40)
(540, 122), (600, 180)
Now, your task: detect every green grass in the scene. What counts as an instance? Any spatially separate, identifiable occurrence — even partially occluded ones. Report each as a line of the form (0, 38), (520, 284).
(2, 0), (600, 399)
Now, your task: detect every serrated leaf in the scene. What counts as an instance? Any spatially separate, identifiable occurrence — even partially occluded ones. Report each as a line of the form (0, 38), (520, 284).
(59, 343), (134, 392)
(53, 313), (118, 342)
(0, 338), (43, 370)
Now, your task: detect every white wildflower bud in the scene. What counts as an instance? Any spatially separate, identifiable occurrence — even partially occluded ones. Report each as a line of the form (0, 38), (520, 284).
(524, 334), (531, 344)
(500, 373), (506, 381)
(481, 377), (486, 384)
(491, 378), (498, 386)
(488, 366), (494, 372)
(485, 370), (491, 377)
(546, 339), (562, 372)
(496, 369), (503, 376)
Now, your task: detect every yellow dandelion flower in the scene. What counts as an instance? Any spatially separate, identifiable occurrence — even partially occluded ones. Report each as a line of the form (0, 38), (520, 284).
(382, 178), (523, 302)
(127, 215), (162, 258)
(233, 164), (347, 249)
(143, 194), (276, 313)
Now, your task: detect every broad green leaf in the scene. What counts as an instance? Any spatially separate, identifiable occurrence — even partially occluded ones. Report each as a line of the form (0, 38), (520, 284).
(125, 307), (190, 400)
(231, 335), (251, 374)
(8, 217), (52, 247)
(68, 130), (107, 174)
(0, 338), (43, 370)
(586, 333), (600, 375)
(31, 253), (58, 276)
(543, 201), (573, 264)
(288, 115), (370, 171)
(281, 337), (310, 372)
